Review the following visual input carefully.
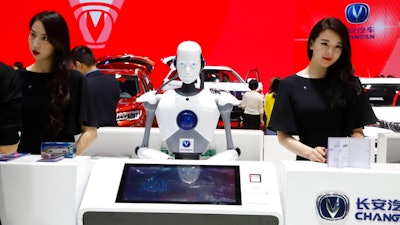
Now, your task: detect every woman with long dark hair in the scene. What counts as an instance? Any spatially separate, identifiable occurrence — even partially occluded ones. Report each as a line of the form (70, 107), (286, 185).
(269, 18), (377, 162)
(17, 11), (98, 155)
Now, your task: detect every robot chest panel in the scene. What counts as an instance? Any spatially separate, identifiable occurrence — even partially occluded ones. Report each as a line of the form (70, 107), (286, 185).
(155, 91), (220, 129)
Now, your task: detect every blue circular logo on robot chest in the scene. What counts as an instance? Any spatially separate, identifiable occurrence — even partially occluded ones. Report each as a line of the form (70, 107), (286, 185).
(177, 110), (198, 130)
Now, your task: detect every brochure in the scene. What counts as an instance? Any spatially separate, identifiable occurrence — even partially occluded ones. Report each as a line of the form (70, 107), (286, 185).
(327, 137), (371, 169)
(0, 152), (31, 161)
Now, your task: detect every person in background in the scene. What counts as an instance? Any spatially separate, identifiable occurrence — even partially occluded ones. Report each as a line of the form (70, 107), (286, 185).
(241, 79), (264, 129)
(264, 77), (280, 135)
(221, 72), (230, 82)
(71, 45), (120, 127)
(0, 62), (22, 154)
(268, 17), (377, 163)
(13, 61), (24, 71)
(17, 11), (98, 155)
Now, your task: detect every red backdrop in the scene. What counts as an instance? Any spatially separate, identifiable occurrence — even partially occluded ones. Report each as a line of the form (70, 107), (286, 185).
(2, 0), (399, 90)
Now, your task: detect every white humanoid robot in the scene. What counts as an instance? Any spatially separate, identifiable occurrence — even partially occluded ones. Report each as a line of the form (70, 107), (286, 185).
(135, 41), (241, 161)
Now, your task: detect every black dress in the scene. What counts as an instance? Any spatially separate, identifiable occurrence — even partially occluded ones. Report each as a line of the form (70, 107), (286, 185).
(0, 62), (21, 146)
(268, 75), (378, 160)
(17, 69), (98, 154)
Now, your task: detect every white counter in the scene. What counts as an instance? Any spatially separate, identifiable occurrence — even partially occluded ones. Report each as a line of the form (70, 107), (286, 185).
(81, 127), (265, 161)
(78, 158), (283, 225)
(0, 155), (92, 225)
(281, 160), (400, 225)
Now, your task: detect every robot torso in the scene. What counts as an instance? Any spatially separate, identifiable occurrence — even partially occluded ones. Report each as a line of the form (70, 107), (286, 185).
(155, 89), (220, 155)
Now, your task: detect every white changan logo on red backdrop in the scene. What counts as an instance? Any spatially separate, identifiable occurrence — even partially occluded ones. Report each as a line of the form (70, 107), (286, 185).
(69, 0), (124, 49)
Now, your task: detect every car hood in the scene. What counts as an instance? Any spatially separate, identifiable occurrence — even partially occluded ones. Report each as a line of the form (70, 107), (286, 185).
(116, 97), (139, 111)
(161, 80), (250, 92)
(204, 82), (249, 92)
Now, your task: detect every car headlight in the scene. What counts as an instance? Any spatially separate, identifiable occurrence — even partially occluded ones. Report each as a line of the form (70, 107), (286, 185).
(116, 110), (141, 121)
(209, 88), (228, 94)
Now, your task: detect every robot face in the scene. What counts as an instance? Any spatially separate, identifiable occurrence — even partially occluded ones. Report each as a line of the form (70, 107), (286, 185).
(176, 41), (202, 84)
(177, 165), (201, 184)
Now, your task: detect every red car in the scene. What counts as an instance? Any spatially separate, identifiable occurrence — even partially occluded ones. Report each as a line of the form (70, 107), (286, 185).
(96, 54), (157, 127)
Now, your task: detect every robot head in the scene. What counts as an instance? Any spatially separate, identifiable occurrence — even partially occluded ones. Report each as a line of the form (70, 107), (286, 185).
(175, 41), (204, 84)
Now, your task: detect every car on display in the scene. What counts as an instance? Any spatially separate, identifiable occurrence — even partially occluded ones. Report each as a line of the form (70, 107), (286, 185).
(96, 54), (157, 127)
(360, 77), (400, 138)
(161, 60), (263, 128)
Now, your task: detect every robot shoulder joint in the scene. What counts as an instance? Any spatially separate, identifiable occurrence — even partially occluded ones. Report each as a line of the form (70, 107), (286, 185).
(136, 90), (157, 104)
(217, 92), (240, 106)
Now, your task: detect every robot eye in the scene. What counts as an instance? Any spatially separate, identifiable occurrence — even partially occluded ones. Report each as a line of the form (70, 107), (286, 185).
(190, 62), (198, 67)
(177, 61), (186, 68)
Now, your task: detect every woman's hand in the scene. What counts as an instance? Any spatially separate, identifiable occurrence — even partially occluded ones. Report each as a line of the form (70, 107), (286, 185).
(307, 146), (327, 163)
(277, 131), (327, 163)
(76, 125), (97, 155)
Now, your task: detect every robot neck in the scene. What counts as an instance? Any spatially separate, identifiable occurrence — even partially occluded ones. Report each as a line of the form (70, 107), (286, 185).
(176, 83), (201, 96)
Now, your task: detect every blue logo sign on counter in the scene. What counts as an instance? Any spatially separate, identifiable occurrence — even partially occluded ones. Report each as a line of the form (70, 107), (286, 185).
(317, 193), (349, 220)
(345, 3), (370, 24)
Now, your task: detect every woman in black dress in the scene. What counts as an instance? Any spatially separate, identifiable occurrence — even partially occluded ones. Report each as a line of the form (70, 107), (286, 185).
(268, 18), (377, 162)
(17, 11), (98, 155)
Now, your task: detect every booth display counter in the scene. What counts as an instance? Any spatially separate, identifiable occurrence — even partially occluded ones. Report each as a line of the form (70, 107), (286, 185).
(281, 160), (400, 225)
(77, 158), (283, 225)
(81, 127), (265, 161)
(0, 155), (92, 225)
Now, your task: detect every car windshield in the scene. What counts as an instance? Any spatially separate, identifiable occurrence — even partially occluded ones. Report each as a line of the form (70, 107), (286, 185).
(117, 76), (140, 98)
(203, 70), (241, 82)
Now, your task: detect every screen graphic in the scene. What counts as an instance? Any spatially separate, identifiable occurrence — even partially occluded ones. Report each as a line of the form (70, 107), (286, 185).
(116, 163), (241, 205)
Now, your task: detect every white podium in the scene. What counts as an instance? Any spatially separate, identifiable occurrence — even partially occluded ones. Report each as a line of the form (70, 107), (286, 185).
(0, 155), (92, 225)
(281, 161), (400, 225)
(78, 158), (283, 225)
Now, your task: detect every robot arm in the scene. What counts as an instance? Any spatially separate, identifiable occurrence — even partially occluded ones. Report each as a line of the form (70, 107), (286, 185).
(135, 91), (172, 159)
(207, 147), (241, 161)
(208, 92), (241, 161)
(136, 147), (173, 160)
(136, 91), (158, 148)
(217, 91), (241, 107)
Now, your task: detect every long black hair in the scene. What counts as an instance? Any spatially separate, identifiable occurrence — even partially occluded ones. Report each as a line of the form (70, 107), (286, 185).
(307, 17), (361, 109)
(30, 11), (71, 134)
(268, 77), (280, 98)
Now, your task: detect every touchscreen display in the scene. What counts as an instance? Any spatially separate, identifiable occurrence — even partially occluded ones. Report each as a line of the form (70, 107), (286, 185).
(116, 163), (241, 205)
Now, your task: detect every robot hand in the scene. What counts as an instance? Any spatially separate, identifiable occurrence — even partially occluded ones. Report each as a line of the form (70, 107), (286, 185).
(207, 147), (241, 161)
(135, 146), (174, 160)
